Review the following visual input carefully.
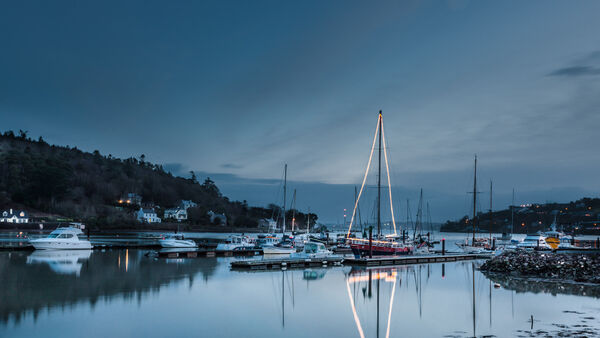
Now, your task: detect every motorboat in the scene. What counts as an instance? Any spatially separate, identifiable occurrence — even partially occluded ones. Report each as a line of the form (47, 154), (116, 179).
(263, 237), (296, 255)
(517, 233), (550, 250)
(257, 234), (279, 247)
(290, 241), (337, 259)
(158, 234), (197, 248)
(26, 249), (92, 275)
(216, 235), (255, 251)
(292, 233), (310, 248)
(29, 227), (93, 250)
(456, 237), (494, 253)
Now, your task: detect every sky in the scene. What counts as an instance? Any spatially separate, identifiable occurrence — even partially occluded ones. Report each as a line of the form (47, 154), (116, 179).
(2, 0), (600, 223)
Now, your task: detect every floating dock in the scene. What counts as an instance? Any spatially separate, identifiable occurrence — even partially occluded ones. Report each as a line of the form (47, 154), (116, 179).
(156, 248), (263, 258)
(343, 253), (493, 267)
(231, 257), (344, 270)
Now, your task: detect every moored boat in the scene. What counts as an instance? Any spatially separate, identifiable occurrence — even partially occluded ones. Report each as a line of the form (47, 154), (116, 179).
(517, 233), (550, 250)
(290, 241), (338, 259)
(346, 111), (415, 257)
(29, 226), (93, 250)
(216, 235), (255, 251)
(158, 234), (197, 248)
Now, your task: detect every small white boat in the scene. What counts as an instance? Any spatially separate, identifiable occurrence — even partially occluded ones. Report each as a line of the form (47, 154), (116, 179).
(263, 245), (296, 255)
(29, 227), (93, 250)
(290, 242), (337, 259)
(456, 237), (494, 254)
(158, 234), (197, 248)
(216, 235), (255, 251)
(517, 234), (550, 250)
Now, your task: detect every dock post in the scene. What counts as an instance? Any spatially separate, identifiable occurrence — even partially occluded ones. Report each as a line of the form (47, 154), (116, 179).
(492, 238), (496, 250)
(441, 238), (445, 255)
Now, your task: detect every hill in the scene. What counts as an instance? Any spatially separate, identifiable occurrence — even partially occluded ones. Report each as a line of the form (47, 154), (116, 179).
(0, 130), (316, 230)
(440, 197), (600, 235)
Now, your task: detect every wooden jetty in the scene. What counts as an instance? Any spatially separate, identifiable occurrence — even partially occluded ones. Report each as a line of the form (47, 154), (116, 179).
(343, 253), (492, 267)
(231, 257), (344, 270)
(156, 248), (263, 258)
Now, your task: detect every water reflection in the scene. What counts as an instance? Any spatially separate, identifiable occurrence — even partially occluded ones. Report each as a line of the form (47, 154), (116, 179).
(26, 250), (92, 276)
(0, 249), (217, 324)
(346, 267), (399, 338)
(2, 252), (600, 337)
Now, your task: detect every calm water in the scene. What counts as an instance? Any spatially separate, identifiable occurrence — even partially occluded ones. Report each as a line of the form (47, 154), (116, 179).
(2, 248), (600, 338)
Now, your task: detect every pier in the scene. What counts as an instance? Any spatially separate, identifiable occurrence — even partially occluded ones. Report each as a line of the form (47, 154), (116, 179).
(230, 256), (344, 270)
(156, 248), (263, 258)
(342, 253), (493, 267)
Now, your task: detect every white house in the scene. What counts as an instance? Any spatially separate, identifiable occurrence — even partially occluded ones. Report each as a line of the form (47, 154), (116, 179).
(164, 207), (187, 222)
(0, 209), (29, 223)
(180, 200), (197, 210)
(137, 207), (161, 223)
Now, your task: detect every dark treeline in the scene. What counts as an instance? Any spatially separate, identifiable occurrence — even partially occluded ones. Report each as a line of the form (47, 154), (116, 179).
(441, 197), (600, 235)
(0, 130), (317, 229)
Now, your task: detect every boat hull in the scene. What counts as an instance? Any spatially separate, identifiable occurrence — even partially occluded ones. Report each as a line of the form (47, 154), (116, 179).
(262, 247), (296, 255)
(350, 244), (413, 258)
(30, 239), (93, 250)
(158, 239), (197, 248)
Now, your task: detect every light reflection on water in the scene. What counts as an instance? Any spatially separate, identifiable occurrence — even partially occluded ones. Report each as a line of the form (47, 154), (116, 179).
(1, 250), (599, 337)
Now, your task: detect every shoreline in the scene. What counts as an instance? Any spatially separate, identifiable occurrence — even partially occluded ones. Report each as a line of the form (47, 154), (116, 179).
(480, 251), (600, 284)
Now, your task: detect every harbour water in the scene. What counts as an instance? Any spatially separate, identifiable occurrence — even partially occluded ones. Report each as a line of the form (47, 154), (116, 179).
(2, 244), (600, 337)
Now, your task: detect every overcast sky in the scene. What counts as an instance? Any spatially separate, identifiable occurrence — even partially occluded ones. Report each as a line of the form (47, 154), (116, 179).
(2, 1), (600, 222)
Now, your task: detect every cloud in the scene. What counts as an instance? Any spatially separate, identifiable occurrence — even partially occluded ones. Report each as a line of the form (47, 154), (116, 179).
(549, 51), (600, 77)
(549, 65), (600, 77)
(221, 163), (244, 169)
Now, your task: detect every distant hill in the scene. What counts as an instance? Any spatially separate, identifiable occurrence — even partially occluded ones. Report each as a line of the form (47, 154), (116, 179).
(0, 130), (316, 230)
(440, 197), (600, 235)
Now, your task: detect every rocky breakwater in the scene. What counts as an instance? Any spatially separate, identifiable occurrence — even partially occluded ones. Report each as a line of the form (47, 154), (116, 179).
(480, 251), (600, 284)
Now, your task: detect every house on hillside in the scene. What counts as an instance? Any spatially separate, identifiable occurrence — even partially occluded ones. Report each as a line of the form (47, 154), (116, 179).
(0, 209), (29, 223)
(119, 193), (142, 206)
(179, 200), (197, 210)
(164, 207), (187, 222)
(137, 207), (161, 223)
(207, 210), (227, 225)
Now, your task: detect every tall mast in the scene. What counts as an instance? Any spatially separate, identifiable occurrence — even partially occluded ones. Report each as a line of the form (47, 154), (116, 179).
(377, 110), (382, 237)
(489, 180), (493, 242)
(511, 188), (515, 235)
(472, 155), (477, 244)
(283, 164), (287, 234)
(291, 189), (296, 232)
(417, 188), (424, 236)
(307, 207), (310, 234)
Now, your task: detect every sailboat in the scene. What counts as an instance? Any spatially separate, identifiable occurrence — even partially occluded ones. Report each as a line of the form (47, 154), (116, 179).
(456, 155), (493, 253)
(263, 164), (296, 255)
(346, 111), (414, 257)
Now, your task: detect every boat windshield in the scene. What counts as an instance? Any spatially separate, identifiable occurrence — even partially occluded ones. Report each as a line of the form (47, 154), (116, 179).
(47, 233), (74, 238)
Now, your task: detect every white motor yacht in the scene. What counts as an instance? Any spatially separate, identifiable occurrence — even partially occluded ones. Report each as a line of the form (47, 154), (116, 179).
(216, 235), (255, 251)
(263, 237), (296, 255)
(158, 234), (197, 248)
(290, 242), (337, 259)
(29, 227), (93, 250)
